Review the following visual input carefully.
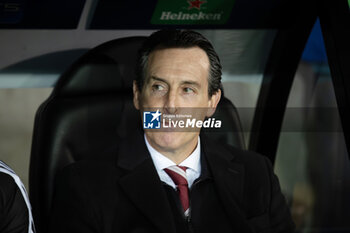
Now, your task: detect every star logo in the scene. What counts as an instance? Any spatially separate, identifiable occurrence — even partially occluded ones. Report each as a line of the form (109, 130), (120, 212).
(187, 0), (206, 10)
(143, 110), (162, 129)
(150, 110), (162, 122)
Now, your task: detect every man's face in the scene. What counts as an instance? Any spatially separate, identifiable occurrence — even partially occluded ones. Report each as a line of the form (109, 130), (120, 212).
(133, 47), (221, 155)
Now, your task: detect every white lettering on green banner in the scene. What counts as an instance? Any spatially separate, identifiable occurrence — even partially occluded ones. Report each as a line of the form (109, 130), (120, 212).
(151, 0), (235, 25)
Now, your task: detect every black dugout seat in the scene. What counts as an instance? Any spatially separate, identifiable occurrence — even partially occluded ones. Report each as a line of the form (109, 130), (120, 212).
(29, 36), (245, 233)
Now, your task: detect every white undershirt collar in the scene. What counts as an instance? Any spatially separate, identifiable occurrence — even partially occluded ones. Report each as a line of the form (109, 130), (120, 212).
(144, 134), (201, 189)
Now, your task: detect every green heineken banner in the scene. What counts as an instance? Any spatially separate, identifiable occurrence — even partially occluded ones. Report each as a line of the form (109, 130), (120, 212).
(348, 0), (350, 8)
(151, 0), (235, 25)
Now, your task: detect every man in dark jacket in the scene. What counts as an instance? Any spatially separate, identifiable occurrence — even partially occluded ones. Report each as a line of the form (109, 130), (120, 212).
(49, 29), (295, 233)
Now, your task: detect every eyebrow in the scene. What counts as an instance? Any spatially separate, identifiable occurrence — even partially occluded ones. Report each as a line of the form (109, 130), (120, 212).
(180, 80), (201, 88)
(150, 76), (201, 88)
(150, 76), (169, 85)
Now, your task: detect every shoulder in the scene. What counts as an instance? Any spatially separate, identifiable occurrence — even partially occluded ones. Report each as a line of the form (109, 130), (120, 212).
(0, 172), (19, 199)
(0, 171), (30, 232)
(202, 136), (273, 184)
(226, 143), (271, 173)
(202, 136), (270, 168)
(0, 171), (29, 205)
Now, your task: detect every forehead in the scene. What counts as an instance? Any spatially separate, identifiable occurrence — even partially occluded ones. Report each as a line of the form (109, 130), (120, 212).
(146, 47), (210, 81)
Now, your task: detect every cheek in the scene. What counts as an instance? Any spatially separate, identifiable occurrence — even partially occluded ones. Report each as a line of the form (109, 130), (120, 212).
(141, 92), (166, 107)
(183, 94), (210, 107)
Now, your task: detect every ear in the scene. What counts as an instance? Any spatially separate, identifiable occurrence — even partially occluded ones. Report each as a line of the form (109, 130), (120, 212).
(206, 89), (221, 117)
(133, 80), (141, 110)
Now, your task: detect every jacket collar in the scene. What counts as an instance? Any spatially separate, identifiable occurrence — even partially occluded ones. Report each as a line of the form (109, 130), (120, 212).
(116, 131), (177, 233)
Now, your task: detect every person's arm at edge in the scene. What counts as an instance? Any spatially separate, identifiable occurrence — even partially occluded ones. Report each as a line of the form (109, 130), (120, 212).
(0, 174), (30, 233)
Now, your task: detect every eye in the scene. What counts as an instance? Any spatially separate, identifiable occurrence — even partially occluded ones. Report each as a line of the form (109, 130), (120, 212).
(152, 84), (165, 91)
(183, 87), (194, 93)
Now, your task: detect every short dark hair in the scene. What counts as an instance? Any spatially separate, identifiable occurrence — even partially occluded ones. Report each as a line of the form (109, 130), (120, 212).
(136, 29), (222, 97)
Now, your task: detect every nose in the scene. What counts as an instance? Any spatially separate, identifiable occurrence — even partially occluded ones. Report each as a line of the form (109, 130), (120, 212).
(164, 89), (178, 114)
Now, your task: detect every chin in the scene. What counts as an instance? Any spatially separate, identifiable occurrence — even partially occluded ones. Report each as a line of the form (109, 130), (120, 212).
(152, 132), (182, 149)
(146, 131), (197, 152)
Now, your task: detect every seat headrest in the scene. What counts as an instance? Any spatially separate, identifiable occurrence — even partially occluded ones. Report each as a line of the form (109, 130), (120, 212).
(52, 37), (146, 97)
